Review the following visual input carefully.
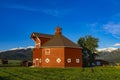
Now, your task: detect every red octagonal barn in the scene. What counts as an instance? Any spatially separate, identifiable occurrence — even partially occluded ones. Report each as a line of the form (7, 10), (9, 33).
(31, 27), (82, 68)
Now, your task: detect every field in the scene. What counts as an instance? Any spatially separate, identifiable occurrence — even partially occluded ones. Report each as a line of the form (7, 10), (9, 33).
(0, 60), (21, 67)
(0, 67), (120, 80)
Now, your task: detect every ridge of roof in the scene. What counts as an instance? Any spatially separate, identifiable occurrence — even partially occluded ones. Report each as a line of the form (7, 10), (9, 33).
(31, 32), (53, 38)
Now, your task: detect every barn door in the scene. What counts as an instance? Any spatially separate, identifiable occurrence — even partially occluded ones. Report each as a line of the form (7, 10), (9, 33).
(33, 58), (39, 67)
(33, 58), (42, 67)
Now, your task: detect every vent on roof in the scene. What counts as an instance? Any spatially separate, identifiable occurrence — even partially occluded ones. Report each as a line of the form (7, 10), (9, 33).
(55, 26), (62, 35)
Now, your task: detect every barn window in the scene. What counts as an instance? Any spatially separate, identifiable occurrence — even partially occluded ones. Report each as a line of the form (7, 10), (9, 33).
(45, 58), (50, 63)
(76, 59), (80, 63)
(56, 58), (61, 63)
(45, 49), (50, 55)
(67, 58), (71, 63)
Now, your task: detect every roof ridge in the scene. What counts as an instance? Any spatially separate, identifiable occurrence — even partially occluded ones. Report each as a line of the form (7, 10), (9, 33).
(33, 32), (53, 36)
(31, 32), (54, 38)
(61, 35), (68, 46)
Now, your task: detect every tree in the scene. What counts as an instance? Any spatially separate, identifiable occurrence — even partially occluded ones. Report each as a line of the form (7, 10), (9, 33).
(77, 35), (99, 67)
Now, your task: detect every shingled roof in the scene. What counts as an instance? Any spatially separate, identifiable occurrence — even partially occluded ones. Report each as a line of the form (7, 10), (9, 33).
(41, 34), (81, 48)
(31, 32), (53, 38)
(41, 27), (81, 48)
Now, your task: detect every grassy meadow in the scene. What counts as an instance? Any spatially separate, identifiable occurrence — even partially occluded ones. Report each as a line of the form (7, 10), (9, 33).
(0, 60), (21, 67)
(0, 67), (120, 80)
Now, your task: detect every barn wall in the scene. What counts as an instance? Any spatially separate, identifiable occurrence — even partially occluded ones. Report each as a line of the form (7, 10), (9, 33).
(33, 48), (42, 67)
(65, 47), (82, 67)
(42, 48), (65, 68)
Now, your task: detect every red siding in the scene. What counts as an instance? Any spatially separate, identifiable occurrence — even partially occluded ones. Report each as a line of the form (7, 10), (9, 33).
(33, 48), (42, 67)
(42, 48), (64, 68)
(65, 47), (82, 67)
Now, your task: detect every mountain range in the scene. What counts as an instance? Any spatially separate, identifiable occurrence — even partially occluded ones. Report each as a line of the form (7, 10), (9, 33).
(97, 47), (118, 52)
(0, 47), (120, 63)
(97, 48), (120, 63)
(0, 48), (33, 60)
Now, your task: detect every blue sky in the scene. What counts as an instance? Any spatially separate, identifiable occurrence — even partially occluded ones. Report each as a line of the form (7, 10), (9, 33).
(0, 0), (120, 51)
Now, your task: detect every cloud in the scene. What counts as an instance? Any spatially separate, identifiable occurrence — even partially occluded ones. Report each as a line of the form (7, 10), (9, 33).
(113, 43), (120, 46)
(42, 9), (66, 17)
(3, 4), (67, 17)
(9, 46), (34, 51)
(103, 22), (120, 38)
(110, 13), (120, 22)
(6, 5), (37, 11)
(27, 46), (34, 48)
(10, 47), (24, 50)
(85, 23), (104, 34)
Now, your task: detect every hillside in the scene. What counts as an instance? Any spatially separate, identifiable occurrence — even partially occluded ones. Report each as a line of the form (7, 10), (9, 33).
(0, 48), (32, 60)
(97, 48), (120, 63)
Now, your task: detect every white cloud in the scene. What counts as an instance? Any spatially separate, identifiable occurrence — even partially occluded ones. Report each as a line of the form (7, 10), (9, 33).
(43, 9), (68, 17)
(27, 46), (34, 49)
(113, 43), (120, 46)
(87, 23), (98, 27)
(3, 4), (67, 17)
(9, 46), (34, 51)
(103, 22), (120, 38)
(7, 5), (39, 12)
(0, 46), (34, 52)
(10, 47), (24, 50)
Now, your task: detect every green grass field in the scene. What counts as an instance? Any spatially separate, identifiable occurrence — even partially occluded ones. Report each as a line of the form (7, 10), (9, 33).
(0, 60), (21, 67)
(0, 67), (120, 80)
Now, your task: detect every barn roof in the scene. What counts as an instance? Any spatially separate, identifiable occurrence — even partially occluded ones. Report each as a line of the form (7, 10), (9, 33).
(31, 27), (81, 48)
(41, 34), (81, 48)
(31, 32), (53, 38)
(41, 27), (81, 48)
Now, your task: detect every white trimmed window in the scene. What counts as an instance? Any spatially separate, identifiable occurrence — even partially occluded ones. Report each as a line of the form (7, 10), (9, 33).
(45, 58), (50, 63)
(67, 58), (71, 63)
(56, 58), (61, 63)
(76, 59), (80, 63)
(45, 49), (50, 55)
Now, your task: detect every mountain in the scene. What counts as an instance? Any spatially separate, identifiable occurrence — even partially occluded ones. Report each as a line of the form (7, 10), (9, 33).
(97, 47), (118, 52)
(97, 48), (120, 63)
(0, 48), (33, 60)
(1, 47), (120, 63)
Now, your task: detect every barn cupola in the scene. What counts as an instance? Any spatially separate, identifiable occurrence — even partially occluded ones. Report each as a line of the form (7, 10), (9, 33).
(55, 26), (62, 35)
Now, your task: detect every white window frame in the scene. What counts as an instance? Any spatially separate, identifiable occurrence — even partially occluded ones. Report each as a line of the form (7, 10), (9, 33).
(67, 58), (71, 63)
(45, 58), (50, 63)
(56, 58), (61, 63)
(45, 49), (50, 55)
(76, 59), (80, 63)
